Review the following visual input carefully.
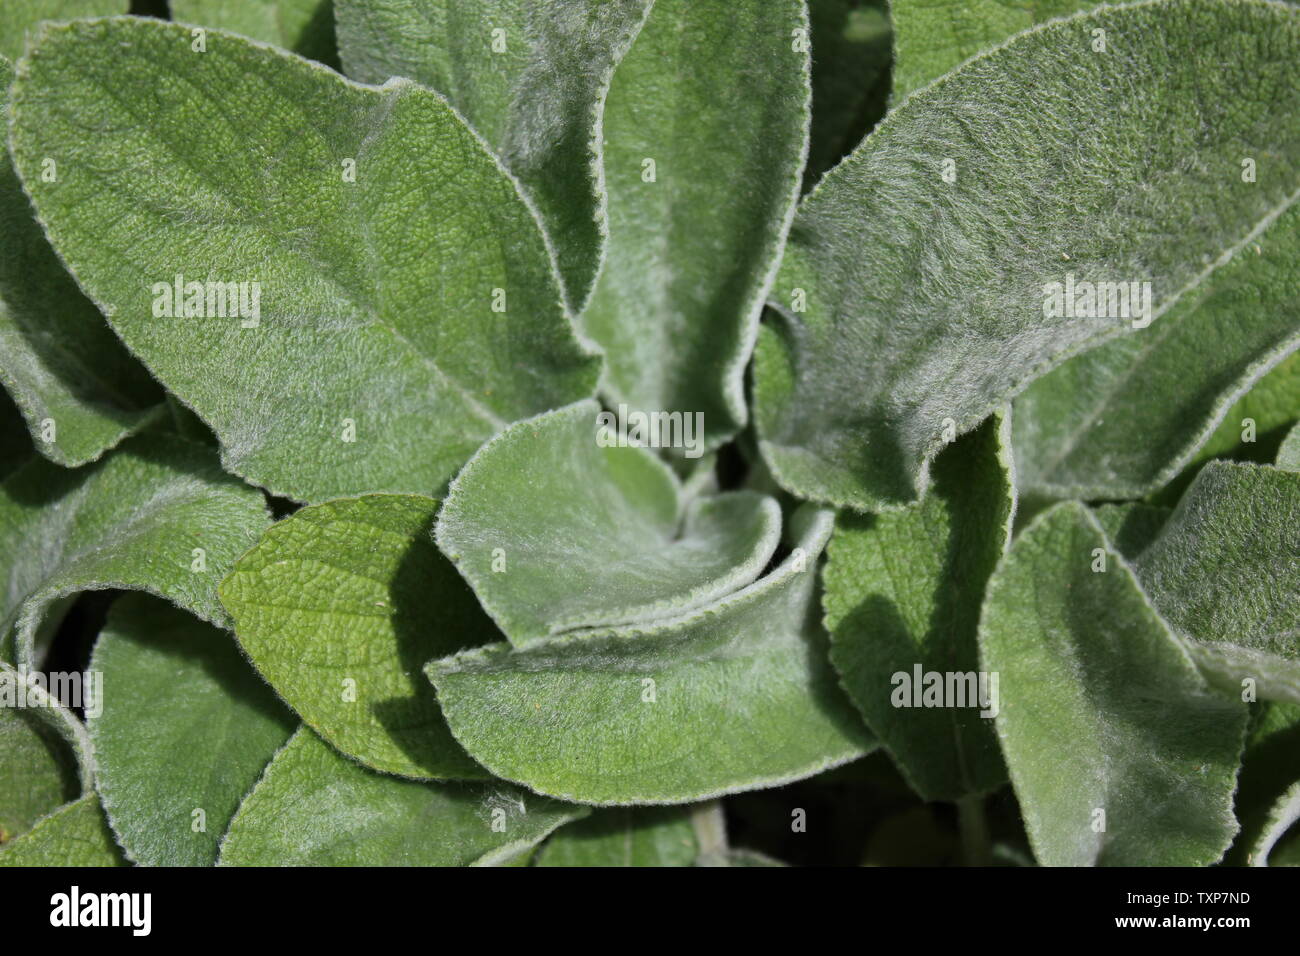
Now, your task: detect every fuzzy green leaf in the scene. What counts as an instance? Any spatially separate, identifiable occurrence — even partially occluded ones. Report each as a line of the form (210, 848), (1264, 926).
(1132, 461), (1300, 704)
(0, 433), (270, 669)
(220, 494), (491, 780)
(436, 401), (781, 646)
(1279, 421), (1300, 471)
(1012, 208), (1299, 500)
(579, 0), (809, 450)
(889, 0), (1094, 100)
(10, 17), (598, 503)
(0, 53), (162, 467)
(1226, 701), (1300, 866)
(336, 0), (651, 310)
(535, 806), (697, 867)
(1196, 352), (1300, 467)
(0, 690), (79, 844)
(755, 0), (1300, 511)
(218, 727), (585, 866)
(979, 502), (1246, 866)
(824, 415), (1012, 801)
(88, 595), (295, 866)
(0, 0), (127, 60)
(170, 0), (338, 64)
(429, 506), (874, 805)
(0, 794), (126, 866)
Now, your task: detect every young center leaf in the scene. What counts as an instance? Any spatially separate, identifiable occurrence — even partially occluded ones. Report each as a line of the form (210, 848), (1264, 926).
(335, 0), (652, 311)
(889, 0), (1095, 100)
(0, 794), (125, 867)
(0, 53), (162, 467)
(979, 503), (1246, 866)
(754, 0), (1300, 511)
(823, 414), (1013, 802)
(0, 681), (79, 844)
(579, 0), (810, 450)
(0, 433), (270, 669)
(535, 806), (698, 867)
(428, 506), (875, 805)
(218, 727), (586, 866)
(1131, 461), (1300, 704)
(435, 400), (782, 645)
(10, 17), (599, 503)
(1011, 204), (1299, 500)
(88, 595), (296, 867)
(170, 0), (339, 64)
(0, 0), (127, 60)
(219, 494), (493, 780)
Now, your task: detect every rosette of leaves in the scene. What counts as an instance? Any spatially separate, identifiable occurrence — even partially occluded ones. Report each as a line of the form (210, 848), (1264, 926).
(1, 0), (1298, 868)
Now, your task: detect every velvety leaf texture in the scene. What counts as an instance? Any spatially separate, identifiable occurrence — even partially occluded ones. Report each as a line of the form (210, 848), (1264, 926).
(1132, 461), (1300, 704)
(429, 506), (874, 805)
(218, 728), (585, 866)
(0, 794), (126, 866)
(0, 433), (270, 669)
(10, 17), (599, 503)
(0, 660), (94, 792)
(170, 0), (339, 64)
(1278, 421), (1300, 471)
(436, 400), (782, 645)
(335, 0), (652, 310)
(0, 53), (162, 467)
(979, 503), (1246, 866)
(890, 0), (1094, 100)
(1195, 350), (1300, 466)
(0, 0), (128, 61)
(755, 0), (1300, 511)
(88, 595), (296, 866)
(220, 494), (492, 780)
(536, 806), (698, 867)
(1012, 204), (1299, 500)
(0, 689), (79, 844)
(1226, 701), (1300, 866)
(580, 0), (810, 450)
(824, 415), (1013, 801)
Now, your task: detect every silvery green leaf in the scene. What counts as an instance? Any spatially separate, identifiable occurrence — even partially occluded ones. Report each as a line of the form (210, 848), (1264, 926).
(0, 433), (270, 669)
(536, 806), (697, 867)
(428, 507), (874, 805)
(0, 660), (94, 793)
(979, 502), (1247, 866)
(889, 0), (1095, 100)
(1132, 461), (1300, 704)
(0, 0), (127, 60)
(220, 494), (492, 780)
(0, 53), (162, 467)
(1279, 421), (1300, 471)
(1089, 502), (1170, 559)
(1225, 701), (1300, 866)
(580, 0), (809, 450)
(218, 727), (586, 866)
(824, 415), (1012, 801)
(0, 680), (78, 843)
(754, 0), (1300, 511)
(335, 0), (652, 311)
(170, 0), (338, 63)
(1012, 208), (1299, 500)
(0, 794), (125, 866)
(435, 400), (781, 646)
(10, 17), (598, 503)
(1190, 350), (1300, 467)
(88, 595), (296, 866)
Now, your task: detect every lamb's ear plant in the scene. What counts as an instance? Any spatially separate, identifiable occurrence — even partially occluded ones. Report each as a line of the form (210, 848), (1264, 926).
(0, 0), (1297, 868)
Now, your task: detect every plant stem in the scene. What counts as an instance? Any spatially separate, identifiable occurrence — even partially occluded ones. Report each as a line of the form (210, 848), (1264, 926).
(957, 795), (990, 867)
(691, 800), (728, 862)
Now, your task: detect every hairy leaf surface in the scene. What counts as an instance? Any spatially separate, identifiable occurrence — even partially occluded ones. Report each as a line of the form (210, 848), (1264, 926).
(755, 0), (1300, 511)
(536, 806), (697, 867)
(10, 18), (599, 503)
(171, 0), (338, 63)
(0, 794), (125, 866)
(221, 495), (492, 780)
(436, 401), (781, 646)
(429, 507), (874, 805)
(218, 727), (584, 866)
(0, 0), (127, 60)
(88, 595), (296, 866)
